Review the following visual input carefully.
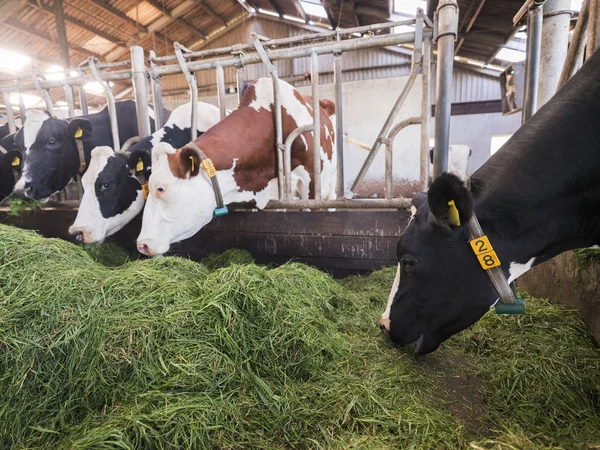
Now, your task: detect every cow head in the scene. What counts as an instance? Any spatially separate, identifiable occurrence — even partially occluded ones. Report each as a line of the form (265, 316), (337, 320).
(384, 173), (496, 355)
(13, 109), (92, 200)
(136, 143), (222, 256)
(69, 146), (146, 243)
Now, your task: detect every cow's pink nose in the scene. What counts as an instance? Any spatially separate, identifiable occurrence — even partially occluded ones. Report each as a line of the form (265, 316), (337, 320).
(137, 242), (150, 256)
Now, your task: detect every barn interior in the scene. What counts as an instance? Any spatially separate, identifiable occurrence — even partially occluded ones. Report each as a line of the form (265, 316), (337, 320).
(0, 0), (599, 448)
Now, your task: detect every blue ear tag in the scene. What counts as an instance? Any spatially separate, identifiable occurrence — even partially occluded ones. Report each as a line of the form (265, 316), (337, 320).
(495, 297), (525, 314)
(214, 206), (229, 217)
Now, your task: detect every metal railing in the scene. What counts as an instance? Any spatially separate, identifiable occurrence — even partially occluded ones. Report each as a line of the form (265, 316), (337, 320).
(0, 6), (459, 211)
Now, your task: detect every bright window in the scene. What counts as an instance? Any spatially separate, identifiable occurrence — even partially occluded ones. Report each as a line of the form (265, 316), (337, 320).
(394, 0), (427, 16)
(0, 49), (30, 73)
(496, 47), (526, 63)
(299, 1), (328, 19)
(490, 135), (512, 155)
(9, 93), (42, 108)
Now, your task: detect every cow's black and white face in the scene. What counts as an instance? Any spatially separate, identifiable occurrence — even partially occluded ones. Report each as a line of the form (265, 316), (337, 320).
(383, 174), (497, 355)
(13, 109), (91, 200)
(69, 146), (145, 243)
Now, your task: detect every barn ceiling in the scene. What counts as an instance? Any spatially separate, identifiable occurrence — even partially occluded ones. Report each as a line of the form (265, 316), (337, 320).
(0, 0), (575, 83)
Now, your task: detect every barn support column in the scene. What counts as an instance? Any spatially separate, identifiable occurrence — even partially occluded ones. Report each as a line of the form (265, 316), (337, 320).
(420, 35), (431, 191)
(131, 46), (152, 139)
(54, 0), (75, 117)
(537, 0), (571, 107)
(522, 2), (544, 124)
(433, 0), (458, 180)
(333, 52), (344, 198)
(558, 0), (589, 89)
(311, 52), (322, 200)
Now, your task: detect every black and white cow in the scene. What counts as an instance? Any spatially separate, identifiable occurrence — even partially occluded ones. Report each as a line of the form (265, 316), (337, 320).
(381, 48), (600, 355)
(428, 144), (472, 180)
(0, 132), (22, 200)
(69, 101), (222, 243)
(13, 100), (168, 200)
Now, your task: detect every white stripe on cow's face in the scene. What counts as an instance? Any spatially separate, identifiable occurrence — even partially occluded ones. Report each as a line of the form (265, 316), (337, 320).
(15, 109), (51, 190)
(69, 146), (145, 243)
(381, 264), (401, 332)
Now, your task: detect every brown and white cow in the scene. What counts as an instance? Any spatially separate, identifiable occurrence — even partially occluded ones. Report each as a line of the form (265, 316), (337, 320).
(136, 77), (336, 256)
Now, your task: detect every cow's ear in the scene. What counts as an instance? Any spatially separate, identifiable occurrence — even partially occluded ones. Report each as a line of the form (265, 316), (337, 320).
(128, 150), (151, 175)
(67, 118), (93, 140)
(427, 173), (473, 229)
(180, 145), (201, 178)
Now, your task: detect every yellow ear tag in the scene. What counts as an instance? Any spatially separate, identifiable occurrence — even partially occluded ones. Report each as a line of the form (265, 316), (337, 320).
(189, 155), (195, 173)
(136, 158), (144, 172)
(447, 199), (461, 226)
(11, 156), (20, 167)
(141, 183), (149, 200)
(74, 127), (83, 139)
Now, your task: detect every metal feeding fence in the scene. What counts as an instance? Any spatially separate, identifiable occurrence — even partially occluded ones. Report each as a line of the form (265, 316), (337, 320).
(0, 0), (460, 211)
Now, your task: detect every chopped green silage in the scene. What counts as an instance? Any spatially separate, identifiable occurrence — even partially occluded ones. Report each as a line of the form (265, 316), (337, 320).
(81, 243), (132, 267)
(574, 247), (600, 265)
(0, 224), (599, 449)
(200, 248), (255, 270)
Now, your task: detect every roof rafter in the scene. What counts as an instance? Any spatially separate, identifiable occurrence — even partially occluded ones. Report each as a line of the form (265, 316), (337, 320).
(193, 0), (229, 27)
(144, 0), (208, 41)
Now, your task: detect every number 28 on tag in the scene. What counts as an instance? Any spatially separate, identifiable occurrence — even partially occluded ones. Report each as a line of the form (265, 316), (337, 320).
(469, 236), (501, 270)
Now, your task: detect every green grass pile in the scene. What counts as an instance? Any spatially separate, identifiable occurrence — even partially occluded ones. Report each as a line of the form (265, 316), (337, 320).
(0, 223), (599, 449)
(574, 247), (600, 265)
(81, 243), (132, 267)
(201, 248), (254, 270)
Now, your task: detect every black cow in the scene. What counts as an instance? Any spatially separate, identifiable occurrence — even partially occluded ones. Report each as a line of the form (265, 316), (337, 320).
(69, 101), (221, 243)
(382, 48), (600, 355)
(0, 132), (22, 200)
(13, 100), (169, 200)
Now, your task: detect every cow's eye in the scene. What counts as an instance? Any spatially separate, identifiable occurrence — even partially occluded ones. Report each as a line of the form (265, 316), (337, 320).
(47, 138), (56, 146)
(101, 183), (111, 191)
(400, 256), (417, 273)
(156, 186), (166, 194)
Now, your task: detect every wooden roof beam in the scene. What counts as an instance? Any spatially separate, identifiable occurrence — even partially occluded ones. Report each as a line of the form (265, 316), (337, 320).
(144, 0), (207, 40)
(324, 0), (339, 29)
(266, 0), (285, 17)
(88, 0), (173, 46)
(193, 0), (229, 27)
(25, 0), (125, 46)
(3, 19), (99, 58)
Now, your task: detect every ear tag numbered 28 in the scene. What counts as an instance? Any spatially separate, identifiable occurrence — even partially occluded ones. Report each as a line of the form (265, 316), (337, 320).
(469, 236), (501, 270)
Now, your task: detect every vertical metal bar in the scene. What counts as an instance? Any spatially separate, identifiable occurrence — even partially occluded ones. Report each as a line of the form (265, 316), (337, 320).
(587, 0), (600, 59)
(433, 0), (458, 180)
(149, 50), (165, 128)
(558, 0), (589, 89)
(64, 85), (76, 117)
(537, 0), (571, 107)
(79, 76), (89, 115)
(130, 46), (152, 138)
(252, 34), (285, 200)
(31, 70), (54, 115)
(174, 42), (198, 141)
(333, 52), (344, 199)
(2, 92), (16, 134)
(88, 58), (120, 151)
(384, 142), (393, 199)
(522, 3), (543, 124)
(420, 35), (432, 191)
(311, 52), (321, 200)
(236, 67), (246, 102)
(216, 65), (227, 119)
(17, 85), (26, 119)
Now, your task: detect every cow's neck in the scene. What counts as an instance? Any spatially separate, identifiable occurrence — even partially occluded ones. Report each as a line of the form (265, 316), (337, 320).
(470, 61), (600, 279)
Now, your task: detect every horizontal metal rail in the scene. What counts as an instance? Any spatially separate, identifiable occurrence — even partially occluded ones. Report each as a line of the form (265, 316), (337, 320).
(152, 19), (418, 63)
(260, 198), (412, 210)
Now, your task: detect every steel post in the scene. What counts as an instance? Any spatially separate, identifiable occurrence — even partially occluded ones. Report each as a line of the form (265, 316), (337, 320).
(558, 0), (589, 89)
(130, 46), (152, 138)
(333, 52), (344, 199)
(2, 92), (16, 134)
(88, 58), (120, 151)
(284, 124), (314, 198)
(236, 66), (246, 102)
(433, 0), (458, 180)
(522, 3), (544, 124)
(537, 0), (570, 107)
(252, 34), (285, 200)
(78, 69), (89, 115)
(216, 65), (227, 119)
(149, 50), (165, 128)
(64, 85), (76, 117)
(311, 52), (322, 200)
(174, 42), (198, 141)
(420, 35), (432, 191)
